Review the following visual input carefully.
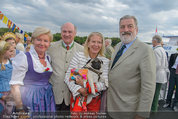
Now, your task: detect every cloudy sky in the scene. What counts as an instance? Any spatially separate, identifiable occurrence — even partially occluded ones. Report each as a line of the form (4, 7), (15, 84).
(1, 0), (178, 42)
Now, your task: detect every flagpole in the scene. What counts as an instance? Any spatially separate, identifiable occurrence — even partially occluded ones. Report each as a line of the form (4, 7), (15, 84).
(155, 25), (158, 34)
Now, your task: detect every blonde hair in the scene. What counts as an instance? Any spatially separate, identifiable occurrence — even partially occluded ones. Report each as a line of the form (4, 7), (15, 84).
(15, 32), (24, 44)
(26, 44), (32, 52)
(5, 37), (16, 44)
(84, 32), (105, 57)
(2, 32), (16, 41)
(105, 39), (112, 45)
(31, 27), (53, 42)
(0, 41), (12, 70)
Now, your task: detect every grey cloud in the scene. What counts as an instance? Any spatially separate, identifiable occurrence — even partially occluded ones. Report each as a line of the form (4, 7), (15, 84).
(0, 0), (178, 41)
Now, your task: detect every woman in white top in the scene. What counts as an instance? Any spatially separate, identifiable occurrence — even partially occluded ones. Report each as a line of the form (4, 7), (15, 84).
(10, 27), (55, 113)
(65, 32), (109, 117)
(15, 33), (25, 52)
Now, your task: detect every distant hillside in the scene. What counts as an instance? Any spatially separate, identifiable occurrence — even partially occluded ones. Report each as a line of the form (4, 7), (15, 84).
(0, 27), (120, 46)
(0, 27), (18, 36)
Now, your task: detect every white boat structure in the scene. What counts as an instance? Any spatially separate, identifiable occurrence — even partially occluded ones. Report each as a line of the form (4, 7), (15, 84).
(162, 35), (178, 56)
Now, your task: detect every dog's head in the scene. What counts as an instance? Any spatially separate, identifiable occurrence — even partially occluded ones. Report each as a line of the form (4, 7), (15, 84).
(90, 58), (103, 70)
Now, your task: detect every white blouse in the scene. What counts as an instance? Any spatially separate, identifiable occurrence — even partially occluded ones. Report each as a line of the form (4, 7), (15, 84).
(9, 45), (53, 85)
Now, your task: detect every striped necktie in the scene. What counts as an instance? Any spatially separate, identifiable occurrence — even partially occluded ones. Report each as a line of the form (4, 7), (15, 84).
(111, 45), (126, 69)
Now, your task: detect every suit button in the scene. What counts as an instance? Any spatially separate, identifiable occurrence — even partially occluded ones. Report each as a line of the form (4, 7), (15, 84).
(62, 90), (64, 93)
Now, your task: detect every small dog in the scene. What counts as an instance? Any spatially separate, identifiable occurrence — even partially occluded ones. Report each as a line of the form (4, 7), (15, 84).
(70, 58), (103, 111)
(90, 58), (103, 70)
(83, 58), (103, 95)
(69, 58), (103, 95)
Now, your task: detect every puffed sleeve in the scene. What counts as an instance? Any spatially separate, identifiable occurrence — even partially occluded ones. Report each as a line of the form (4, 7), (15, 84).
(64, 52), (83, 98)
(9, 52), (28, 85)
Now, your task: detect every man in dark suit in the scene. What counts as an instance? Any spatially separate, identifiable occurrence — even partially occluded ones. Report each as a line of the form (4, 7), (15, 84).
(163, 53), (178, 111)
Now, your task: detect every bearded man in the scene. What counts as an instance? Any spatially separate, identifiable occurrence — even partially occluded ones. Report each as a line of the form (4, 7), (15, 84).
(107, 15), (156, 119)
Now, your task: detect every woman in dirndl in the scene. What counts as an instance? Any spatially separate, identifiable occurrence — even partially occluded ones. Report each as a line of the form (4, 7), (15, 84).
(10, 27), (55, 115)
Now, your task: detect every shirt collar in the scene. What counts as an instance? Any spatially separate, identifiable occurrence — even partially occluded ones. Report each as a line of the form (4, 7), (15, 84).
(62, 41), (74, 48)
(153, 45), (162, 50)
(29, 45), (47, 60)
(122, 38), (136, 49)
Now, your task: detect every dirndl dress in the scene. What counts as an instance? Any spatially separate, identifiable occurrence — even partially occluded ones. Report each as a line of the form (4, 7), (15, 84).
(20, 52), (55, 112)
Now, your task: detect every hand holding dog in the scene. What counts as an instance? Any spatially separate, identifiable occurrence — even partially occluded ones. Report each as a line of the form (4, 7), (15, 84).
(76, 75), (84, 87)
(78, 88), (88, 97)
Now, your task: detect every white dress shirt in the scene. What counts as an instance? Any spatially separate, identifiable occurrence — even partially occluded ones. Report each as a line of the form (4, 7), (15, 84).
(9, 45), (53, 85)
(172, 56), (178, 69)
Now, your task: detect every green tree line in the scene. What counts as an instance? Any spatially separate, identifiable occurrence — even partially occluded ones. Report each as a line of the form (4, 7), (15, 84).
(0, 28), (120, 46)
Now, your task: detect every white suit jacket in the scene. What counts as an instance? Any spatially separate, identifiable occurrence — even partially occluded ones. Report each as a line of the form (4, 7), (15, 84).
(153, 45), (169, 83)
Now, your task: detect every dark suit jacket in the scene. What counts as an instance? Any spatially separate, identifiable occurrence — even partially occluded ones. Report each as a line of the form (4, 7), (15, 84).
(169, 53), (178, 69)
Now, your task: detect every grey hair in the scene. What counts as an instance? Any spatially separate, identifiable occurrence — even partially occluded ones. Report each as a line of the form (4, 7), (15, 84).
(152, 35), (162, 43)
(60, 22), (77, 32)
(31, 27), (53, 42)
(119, 15), (138, 27)
(105, 39), (112, 45)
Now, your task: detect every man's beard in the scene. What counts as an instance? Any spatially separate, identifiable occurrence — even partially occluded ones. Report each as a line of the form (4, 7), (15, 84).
(120, 32), (135, 44)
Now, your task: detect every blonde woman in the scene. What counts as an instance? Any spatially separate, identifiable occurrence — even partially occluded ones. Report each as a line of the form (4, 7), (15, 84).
(10, 27), (55, 113)
(65, 32), (109, 117)
(0, 41), (14, 112)
(2, 32), (21, 58)
(15, 33), (25, 52)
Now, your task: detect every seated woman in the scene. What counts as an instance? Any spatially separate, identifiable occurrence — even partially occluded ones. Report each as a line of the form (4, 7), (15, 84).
(64, 32), (109, 118)
(10, 27), (55, 114)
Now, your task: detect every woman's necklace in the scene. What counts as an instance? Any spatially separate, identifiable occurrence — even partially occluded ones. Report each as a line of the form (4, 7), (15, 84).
(39, 58), (47, 67)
